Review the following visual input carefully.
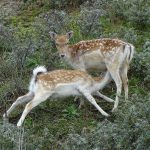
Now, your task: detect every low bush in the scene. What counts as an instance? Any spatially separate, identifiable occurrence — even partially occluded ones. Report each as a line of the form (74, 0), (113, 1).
(63, 94), (150, 150)
(132, 41), (150, 88)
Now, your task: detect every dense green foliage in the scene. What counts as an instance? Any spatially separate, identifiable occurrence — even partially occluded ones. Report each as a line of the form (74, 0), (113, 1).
(0, 0), (150, 149)
(63, 94), (150, 150)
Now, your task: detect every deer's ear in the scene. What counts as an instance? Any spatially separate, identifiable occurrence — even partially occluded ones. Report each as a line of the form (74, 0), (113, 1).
(66, 31), (73, 39)
(49, 31), (57, 40)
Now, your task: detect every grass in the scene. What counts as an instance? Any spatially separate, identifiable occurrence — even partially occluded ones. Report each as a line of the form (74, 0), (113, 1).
(1, 96), (113, 133)
(0, 94), (115, 148)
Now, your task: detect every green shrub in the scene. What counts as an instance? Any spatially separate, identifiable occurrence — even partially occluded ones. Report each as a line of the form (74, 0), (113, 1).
(82, 0), (150, 28)
(132, 41), (150, 88)
(62, 94), (150, 150)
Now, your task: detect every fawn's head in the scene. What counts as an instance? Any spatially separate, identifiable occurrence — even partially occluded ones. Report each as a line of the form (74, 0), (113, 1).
(49, 31), (73, 59)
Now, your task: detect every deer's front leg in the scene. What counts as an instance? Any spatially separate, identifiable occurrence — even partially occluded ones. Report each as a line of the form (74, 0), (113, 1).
(78, 87), (109, 117)
(74, 96), (85, 109)
(95, 91), (114, 103)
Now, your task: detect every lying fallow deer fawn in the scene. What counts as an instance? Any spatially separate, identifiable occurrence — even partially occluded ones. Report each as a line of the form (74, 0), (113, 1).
(3, 66), (114, 127)
(49, 31), (135, 112)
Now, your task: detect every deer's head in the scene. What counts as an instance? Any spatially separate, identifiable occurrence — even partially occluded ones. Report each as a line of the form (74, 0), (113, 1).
(49, 31), (73, 59)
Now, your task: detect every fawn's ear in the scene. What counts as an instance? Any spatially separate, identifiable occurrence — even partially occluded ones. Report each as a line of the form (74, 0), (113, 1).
(49, 31), (57, 40)
(66, 31), (73, 39)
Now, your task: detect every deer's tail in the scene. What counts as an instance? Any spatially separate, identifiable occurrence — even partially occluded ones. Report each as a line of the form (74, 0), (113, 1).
(29, 66), (47, 92)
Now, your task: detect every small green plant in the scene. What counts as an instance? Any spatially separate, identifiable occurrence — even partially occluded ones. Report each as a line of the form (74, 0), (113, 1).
(62, 105), (79, 118)
(24, 117), (33, 127)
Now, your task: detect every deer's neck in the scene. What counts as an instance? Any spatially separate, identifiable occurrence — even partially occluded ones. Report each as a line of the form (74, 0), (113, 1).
(93, 73), (111, 91)
(68, 45), (80, 58)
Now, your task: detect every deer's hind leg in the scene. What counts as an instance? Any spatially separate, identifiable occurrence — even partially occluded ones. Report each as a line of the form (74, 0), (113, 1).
(106, 63), (122, 112)
(74, 96), (85, 109)
(3, 92), (34, 118)
(95, 91), (114, 103)
(120, 62), (129, 101)
(17, 91), (52, 127)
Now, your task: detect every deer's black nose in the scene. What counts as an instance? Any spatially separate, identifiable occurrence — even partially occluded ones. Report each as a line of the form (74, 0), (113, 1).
(60, 54), (65, 58)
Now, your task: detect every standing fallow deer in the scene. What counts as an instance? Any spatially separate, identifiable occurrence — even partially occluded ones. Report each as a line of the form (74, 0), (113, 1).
(49, 31), (135, 112)
(3, 66), (114, 127)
